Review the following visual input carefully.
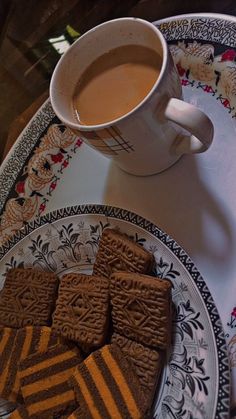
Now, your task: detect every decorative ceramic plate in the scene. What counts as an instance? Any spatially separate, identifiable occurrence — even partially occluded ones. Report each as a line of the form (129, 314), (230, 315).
(0, 205), (230, 419)
(0, 13), (235, 250)
(156, 13), (236, 116)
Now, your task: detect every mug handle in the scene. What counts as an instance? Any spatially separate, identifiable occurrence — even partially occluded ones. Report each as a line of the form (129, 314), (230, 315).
(165, 98), (214, 155)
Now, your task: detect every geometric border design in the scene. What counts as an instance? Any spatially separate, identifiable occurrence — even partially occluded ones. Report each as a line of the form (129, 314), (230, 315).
(0, 203), (230, 419)
(155, 14), (236, 47)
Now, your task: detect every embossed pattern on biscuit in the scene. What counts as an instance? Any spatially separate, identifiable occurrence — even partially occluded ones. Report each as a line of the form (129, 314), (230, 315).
(0, 268), (59, 328)
(93, 228), (154, 279)
(52, 273), (109, 349)
(111, 333), (163, 398)
(110, 272), (172, 350)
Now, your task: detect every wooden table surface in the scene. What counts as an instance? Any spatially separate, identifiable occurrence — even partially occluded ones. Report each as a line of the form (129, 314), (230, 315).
(1, 0), (236, 162)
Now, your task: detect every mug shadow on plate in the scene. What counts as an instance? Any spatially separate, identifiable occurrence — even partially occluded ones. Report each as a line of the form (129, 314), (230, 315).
(104, 153), (234, 269)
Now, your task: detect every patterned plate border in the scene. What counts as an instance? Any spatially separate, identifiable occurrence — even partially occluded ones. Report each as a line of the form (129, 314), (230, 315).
(0, 204), (230, 418)
(0, 100), (55, 212)
(155, 13), (236, 46)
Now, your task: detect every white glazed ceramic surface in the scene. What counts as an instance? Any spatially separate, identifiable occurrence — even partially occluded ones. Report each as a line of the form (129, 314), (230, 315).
(50, 18), (213, 175)
(0, 205), (230, 419)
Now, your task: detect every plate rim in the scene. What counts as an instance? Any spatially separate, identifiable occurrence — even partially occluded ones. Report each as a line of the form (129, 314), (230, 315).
(154, 12), (236, 26)
(0, 203), (230, 418)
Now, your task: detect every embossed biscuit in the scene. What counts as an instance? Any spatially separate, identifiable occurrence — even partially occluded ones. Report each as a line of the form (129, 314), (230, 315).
(0, 268), (59, 328)
(111, 333), (163, 402)
(93, 228), (154, 279)
(110, 272), (172, 350)
(52, 273), (109, 349)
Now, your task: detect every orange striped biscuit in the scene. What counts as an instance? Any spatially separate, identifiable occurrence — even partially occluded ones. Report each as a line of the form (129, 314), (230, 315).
(70, 344), (147, 419)
(0, 326), (60, 403)
(9, 405), (29, 418)
(18, 344), (82, 418)
(67, 407), (84, 418)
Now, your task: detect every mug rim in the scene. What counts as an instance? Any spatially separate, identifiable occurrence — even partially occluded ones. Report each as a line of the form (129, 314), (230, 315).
(50, 17), (168, 131)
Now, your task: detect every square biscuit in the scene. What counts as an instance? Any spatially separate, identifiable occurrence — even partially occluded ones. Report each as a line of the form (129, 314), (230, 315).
(0, 268), (59, 328)
(52, 273), (109, 349)
(93, 228), (154, 279)
(0, 326), (61, 403)
(110, 272), (172, 350)
(70, 344), (147, 418)
(18, 344), (82, 419)
(111, 333), (163, 402)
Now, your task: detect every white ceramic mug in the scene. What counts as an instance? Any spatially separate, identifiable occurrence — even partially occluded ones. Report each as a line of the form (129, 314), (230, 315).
(50, 18), (214, 176)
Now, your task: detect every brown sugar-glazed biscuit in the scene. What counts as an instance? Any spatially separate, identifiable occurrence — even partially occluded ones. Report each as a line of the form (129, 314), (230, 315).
(52, 273), (109, 349)
(0, 326), (60, 403)
(0, 268), (59, 328)
(111, 333), (164, 402)
(110, 272), (172, 350)
(18, 343), (82, 419)
(70, 344), (147, 419)
(93, 228), (154, 279)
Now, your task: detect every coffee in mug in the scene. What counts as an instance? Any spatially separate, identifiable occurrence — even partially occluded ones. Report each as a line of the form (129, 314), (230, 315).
(72, 45), (162, 126)
(50, 18), (214, 175)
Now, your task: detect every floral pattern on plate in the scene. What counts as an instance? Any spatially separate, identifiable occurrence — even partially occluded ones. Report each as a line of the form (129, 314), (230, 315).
(169, 40), (236, 117)
(0, 115), (83, 247)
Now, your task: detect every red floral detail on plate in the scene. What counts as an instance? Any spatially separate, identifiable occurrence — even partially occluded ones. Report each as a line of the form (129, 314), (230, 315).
(203, 85), (214, 93)
(50, 152), (64, 163)
(181, 79), (189, 86)
(62, 160), (69, 168)
(222, 98), (230, 108)
(39, 203), (46, 212)
(50, 182), (57, 190)
(231, 308), (236, 318)
(176, 63), (185, 77)
(76, 138), (83, 147)
(227, 307), (236, 329)
(221, 49), (236, 62)
(15, 181), (25, 194)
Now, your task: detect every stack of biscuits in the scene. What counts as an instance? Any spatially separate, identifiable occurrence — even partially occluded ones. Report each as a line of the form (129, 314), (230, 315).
(0, 228), (172, 419)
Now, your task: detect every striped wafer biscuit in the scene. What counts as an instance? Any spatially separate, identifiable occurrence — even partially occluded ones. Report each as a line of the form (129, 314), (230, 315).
(9, 405), (29, 418)
(0, 326), (60, 403)
(110, 272), (172, 350)
(18, 344), (82, 418)
(52, 273), (109, 349)
(70, 344), (147, 419)
(111, 333), (163, 403)
(0, 268), (59, 328)
(67, 407), (84, 418)
(93, 228), (154, 279)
